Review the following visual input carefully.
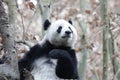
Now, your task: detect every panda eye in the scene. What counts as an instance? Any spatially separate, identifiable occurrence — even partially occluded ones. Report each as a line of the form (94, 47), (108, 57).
(57, 26), (62, 33)
(69, 27), (73, 33)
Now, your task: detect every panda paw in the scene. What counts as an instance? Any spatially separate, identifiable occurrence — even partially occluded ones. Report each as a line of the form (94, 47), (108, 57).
(48, 49), (69, 59)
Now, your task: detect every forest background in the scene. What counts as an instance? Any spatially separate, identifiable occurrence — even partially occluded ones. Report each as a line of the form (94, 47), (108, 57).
(0, 0), (120, 80)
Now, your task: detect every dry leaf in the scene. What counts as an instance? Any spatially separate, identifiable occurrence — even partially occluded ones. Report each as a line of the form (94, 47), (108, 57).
(85, 10), (91, 14)
(76, 48), (82, 52)
(28, 2), (35, 10)
(112, 54), (119, 60)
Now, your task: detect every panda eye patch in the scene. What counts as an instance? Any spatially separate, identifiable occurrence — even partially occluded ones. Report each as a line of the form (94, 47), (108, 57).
(57, 26), (62, 33)
(69, 27), (73, 33)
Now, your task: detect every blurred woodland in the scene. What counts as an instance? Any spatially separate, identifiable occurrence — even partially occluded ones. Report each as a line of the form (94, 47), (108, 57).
(0, 0), (120, 80)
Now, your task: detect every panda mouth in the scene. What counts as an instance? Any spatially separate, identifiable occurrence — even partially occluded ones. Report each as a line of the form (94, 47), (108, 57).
(62, 35), (71, 38)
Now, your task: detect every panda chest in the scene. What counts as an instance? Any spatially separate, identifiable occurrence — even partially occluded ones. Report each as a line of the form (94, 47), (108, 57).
(31, 57), (59, 80)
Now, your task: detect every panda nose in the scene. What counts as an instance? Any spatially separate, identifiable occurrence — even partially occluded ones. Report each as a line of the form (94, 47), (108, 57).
(65, 31), (71, 35)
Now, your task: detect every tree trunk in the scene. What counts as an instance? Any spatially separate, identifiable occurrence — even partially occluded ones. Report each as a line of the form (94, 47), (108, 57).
(100, 0), (109, 80)
(78, 0), (88, 80)
(0, 0), (19, 79)
(37, 0), (51, 36)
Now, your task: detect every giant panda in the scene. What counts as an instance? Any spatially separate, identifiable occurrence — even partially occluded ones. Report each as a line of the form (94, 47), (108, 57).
(18, 19), (79, 80)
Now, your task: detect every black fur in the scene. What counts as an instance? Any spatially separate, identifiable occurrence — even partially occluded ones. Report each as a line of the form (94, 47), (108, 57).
(18, 41), (79, 80)
(49, 49), (78, 79)
(57, 26), (62, 33)
(0, 59), (3, 64)
(68, 19), (72, 25)
(44, 19), (72, 30)
(43, 19), (51, 30)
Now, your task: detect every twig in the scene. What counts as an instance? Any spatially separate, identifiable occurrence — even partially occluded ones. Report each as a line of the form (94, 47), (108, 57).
(15, 1), (26, 42)
(16, 40), (34, 48)
(92, 62), (100, 80)
(113, 28), (120, 39)
(114, 68), (120, 80)
(25, 9), (37, 35)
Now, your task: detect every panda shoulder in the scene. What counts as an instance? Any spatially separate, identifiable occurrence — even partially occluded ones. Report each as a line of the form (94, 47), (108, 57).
(29, 43), (42, 52)
(27, 37), (47, 54)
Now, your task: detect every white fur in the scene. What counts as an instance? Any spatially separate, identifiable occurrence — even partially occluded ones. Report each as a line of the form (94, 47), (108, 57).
(45, 19), (77, 49)
(31, 57), (59, 80)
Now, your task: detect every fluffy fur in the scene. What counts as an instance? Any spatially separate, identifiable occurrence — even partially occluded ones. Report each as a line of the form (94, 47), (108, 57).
(18, 19), (79, 80)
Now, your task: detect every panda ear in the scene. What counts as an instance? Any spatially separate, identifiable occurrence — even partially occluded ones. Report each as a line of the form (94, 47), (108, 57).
(44, 19), (51, 30)
(68, 20), (72, 25)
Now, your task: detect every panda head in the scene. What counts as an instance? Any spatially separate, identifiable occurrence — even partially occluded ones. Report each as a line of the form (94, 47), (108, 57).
(43, 19), (77, 49)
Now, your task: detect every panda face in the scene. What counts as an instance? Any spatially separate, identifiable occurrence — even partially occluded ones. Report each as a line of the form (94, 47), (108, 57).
(45, 19), (77, 48)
